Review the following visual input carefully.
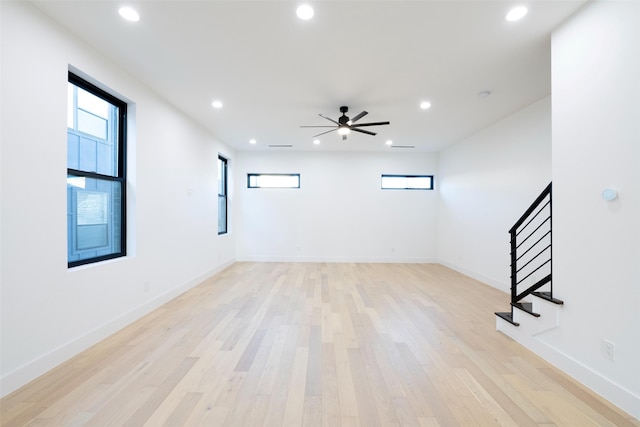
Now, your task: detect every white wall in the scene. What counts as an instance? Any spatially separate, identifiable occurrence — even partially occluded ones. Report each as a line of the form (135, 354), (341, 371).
(235, 151), (438, 262)
(550, 0), (640, 417)
(437, 98), (552, 290)
(0, 2), (235, 396)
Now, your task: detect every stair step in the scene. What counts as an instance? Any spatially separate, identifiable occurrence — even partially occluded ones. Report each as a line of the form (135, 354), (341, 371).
(532, 291), (564, 305)
(511, 302), (540, 317)
(495, 312), (520, 326)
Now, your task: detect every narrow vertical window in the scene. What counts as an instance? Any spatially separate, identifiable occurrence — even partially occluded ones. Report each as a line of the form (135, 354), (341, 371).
(67, 73), (127, 267)
(218, 155), (228, 235)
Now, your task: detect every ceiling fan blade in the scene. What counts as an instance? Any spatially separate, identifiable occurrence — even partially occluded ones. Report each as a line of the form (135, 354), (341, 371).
(351, 127), (377, 136)
(319, 114), (340, 125)
(350, 111), (368, 124)
(300, 125), (337, 128)
(351, 121), (390, 127)
(313, 128), (338, 138)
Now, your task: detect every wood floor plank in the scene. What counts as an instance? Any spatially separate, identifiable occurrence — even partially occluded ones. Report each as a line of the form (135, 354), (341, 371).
(452, 350), (539, 427)
(347, 347), (382, 427)
(392, 396), (420, 427)
(222, 343), (272, 426)
(2, 262), (637, 427)
(333, 334), (359, 418)
(321, 343), (341, 427)
(282, 346), (309, 426)
(453, 367), (520, 427)
(377, 336), (435, 418)
(161, 392), (203, 427)
(395, 342), (462, 426)
(234, 328), (268, 372)
(242, 393), (271, 427)
(261, 321), (300, 427)
(255, 325), (289, 395)
(125, 356), (198, 425)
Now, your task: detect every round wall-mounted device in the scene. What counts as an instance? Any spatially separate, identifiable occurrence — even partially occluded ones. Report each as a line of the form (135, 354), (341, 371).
(602, 188), (618, 201)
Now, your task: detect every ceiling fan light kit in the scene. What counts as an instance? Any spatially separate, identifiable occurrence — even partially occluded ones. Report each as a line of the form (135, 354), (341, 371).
(301, 106), (390, 141)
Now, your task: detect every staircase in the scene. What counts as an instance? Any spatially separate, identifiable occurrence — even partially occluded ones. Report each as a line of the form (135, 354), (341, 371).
(495, 183), (564, 330)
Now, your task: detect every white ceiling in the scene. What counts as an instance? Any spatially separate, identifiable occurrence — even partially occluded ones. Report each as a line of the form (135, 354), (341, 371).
(32, 0), (586, 152)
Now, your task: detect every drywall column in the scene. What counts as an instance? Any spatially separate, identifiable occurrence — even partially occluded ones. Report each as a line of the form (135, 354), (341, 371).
(551, 0), (640, 418)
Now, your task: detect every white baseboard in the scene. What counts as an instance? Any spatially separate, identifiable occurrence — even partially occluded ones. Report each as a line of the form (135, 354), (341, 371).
(436, 258), (508, 291)
(236, 255), (437, 263)
(0, 258), (235, 398)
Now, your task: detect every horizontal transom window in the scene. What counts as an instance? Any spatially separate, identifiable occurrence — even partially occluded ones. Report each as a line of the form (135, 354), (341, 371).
(381, 175), (434, 190)
(248, 173), (300, 188)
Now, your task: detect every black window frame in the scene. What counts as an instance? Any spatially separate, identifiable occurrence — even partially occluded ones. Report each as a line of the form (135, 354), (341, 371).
(67, 72), (127, 268)
(247, 173), (301, 189)
(218, 155), (228, 235)
(381, 174), (434, 190)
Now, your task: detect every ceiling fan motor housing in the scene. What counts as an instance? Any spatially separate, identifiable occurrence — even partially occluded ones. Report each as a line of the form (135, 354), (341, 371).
(339, 106), (350, 125)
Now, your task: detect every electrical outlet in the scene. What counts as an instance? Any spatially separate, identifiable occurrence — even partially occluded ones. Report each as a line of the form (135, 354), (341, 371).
(602, 339), (615, 360)
(144, 281), (150, 293)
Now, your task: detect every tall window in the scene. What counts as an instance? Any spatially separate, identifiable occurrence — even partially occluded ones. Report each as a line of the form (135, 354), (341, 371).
(218, 155), (228, 234)
(67, 73), (127, 267)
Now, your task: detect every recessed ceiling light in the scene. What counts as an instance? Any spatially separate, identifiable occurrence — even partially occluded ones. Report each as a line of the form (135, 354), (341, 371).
(211, 100), (223, 109)
(420, 101), (431, 110)
(118, 6), (140, 22)
(249, 139), (257, 145)
(296, 4), (314, 20)
(313, 139), (320, 145)
(506, 6), (528, 22)
(385, 140), (393, 146)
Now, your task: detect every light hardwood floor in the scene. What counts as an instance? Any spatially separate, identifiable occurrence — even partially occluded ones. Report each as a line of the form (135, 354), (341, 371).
(1, 263), (637, 426)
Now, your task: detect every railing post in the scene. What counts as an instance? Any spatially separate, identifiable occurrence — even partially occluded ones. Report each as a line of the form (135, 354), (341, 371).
(510, 230), (518, 305)
(549, 183), (553, 298)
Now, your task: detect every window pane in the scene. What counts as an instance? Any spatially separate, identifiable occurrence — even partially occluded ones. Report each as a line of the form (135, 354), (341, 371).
(218, 156), (227, 234)
(248, 174), (300, 188)
(218, 195), (227, 234)
(78, 109), (108, 140)
(68, 80), (118, 176)
(77, 86), (110, 119)
(67, 176), (122, 263)
(381, 175), (433, 190)
(77, 191), (108, 225)
(77, 224), (109, 250)
(218, 157), (226, 196)
(67, 83), (75, 129)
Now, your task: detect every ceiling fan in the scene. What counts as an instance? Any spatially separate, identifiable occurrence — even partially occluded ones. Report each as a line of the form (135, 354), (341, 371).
(301, 106), (390, 140)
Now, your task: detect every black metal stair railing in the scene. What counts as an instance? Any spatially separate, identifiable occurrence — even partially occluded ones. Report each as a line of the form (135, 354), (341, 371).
(496, 182), (563, 326)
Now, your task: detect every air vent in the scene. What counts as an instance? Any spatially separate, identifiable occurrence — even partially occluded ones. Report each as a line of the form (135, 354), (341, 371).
(268, 144), (293, 148)
(390, 145), (415, 149)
